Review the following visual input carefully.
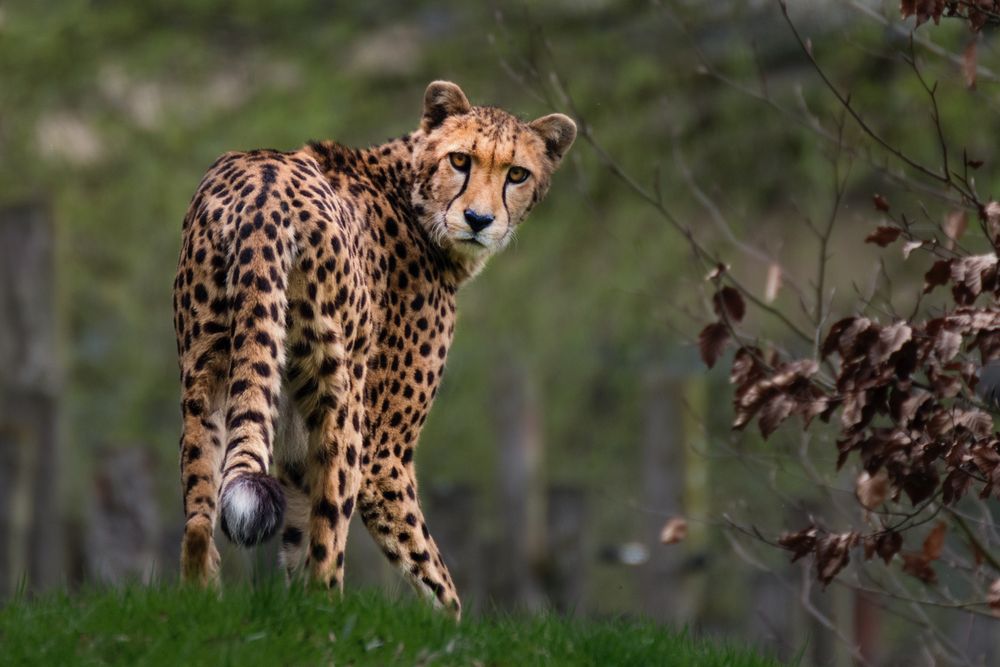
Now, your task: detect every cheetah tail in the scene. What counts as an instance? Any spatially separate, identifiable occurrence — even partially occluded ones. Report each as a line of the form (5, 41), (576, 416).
(217, 195), (293, 547)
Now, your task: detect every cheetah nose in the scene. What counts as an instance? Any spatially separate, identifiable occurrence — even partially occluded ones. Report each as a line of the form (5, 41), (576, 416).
(463, 209), (494, 233)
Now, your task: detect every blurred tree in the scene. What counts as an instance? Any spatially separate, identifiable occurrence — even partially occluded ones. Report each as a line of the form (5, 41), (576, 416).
(0, 202), (62, 595)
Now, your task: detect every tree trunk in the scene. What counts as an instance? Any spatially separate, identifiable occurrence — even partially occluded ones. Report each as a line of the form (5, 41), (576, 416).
(543, 484), (587, 614)
(491, 358), (545, 610)
(428, 483), (482, 612)
(86, 446), (159, 584)
(0, 202), (61, 596)
(639, 368), (684, 622)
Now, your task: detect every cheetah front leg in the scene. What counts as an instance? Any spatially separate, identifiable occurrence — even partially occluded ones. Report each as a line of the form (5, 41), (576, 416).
(359, 462), (461, 618)
(301, 363), (366, 590)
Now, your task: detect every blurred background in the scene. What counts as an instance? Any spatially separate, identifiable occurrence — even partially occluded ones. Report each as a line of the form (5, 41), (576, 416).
(3, 0), (1000, 664)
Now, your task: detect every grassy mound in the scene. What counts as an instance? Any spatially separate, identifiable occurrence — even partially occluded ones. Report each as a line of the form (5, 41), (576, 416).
(0, 585), (781, 666)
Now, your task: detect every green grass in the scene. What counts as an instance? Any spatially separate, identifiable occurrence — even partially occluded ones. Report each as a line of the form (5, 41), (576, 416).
(0, 584), (781, 666)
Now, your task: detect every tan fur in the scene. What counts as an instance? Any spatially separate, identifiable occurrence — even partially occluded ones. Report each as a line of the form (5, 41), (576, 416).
(172, 81), (575, 616)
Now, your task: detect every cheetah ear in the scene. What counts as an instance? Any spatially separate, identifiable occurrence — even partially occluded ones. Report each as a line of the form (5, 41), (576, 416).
(421, 81), (472, 132)
(529, 113), (577, 166)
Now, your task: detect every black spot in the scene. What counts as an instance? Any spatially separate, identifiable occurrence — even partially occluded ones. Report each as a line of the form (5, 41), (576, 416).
(315, 498), (339, 526)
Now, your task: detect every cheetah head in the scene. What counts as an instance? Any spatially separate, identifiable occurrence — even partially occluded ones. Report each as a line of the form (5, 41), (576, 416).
(411, 81), (576, 275)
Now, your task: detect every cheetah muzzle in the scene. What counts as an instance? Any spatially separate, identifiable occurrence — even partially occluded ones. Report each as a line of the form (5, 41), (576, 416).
(172, 81), (576, 617)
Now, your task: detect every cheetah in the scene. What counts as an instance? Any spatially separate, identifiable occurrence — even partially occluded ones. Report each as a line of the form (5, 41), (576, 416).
(172, 81), (576, 616)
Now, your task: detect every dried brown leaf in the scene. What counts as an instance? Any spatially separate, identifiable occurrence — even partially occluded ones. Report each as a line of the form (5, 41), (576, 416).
(758, 393), (796, 439)
(951, 254), (998, 301)
(659, 517), (688, 545)
(902, 468), (939, 506)
(730, 346), (764, 388)
(943, 210), (968, 251)
(957, 409), (995, 438)
(705, 263), (729, 281)
(900, 0), (946, 26)
(841, 391), (869, 431)
(933, 329), (962, 363)
(892, 389), (931, 424)
(988, 579), (1000, 616)
(942, 469), (973, 505)
(873, 194), (890, 213)
(822, 317), (856, 358)
(856, 468), (890, 510)
(986, 202), (1000, 244)
(875, 531), (902, 565)
(769, 358), (819, 386)
(713, 286), (746, 324)
(865, 225), (901, 246)
(902, 240), (924, 259)
(875, 321), (912, 363)
(924, 259), (952, 294)
(778, 526), (818, 563)
(901, 552), (937, 584)
(764, 262), (782, 304)
(698, 322), (730, 369)
(964, 39), (978, 90)
(922, 522), (947, 561)
(815, 533), (855, 586)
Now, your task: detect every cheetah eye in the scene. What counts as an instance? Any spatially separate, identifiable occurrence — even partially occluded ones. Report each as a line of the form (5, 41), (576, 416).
(448, 152), (470, 172)
(507, 166), (530, 184)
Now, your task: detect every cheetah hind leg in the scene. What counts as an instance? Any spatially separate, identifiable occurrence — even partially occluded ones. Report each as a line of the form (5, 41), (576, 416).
(276, 463), (311, 581)
(273, 377), (313, 581)
(179, 389), (226, 588)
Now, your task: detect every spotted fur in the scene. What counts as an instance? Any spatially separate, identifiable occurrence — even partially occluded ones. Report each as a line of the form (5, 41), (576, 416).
(172, 81), (576, 616)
